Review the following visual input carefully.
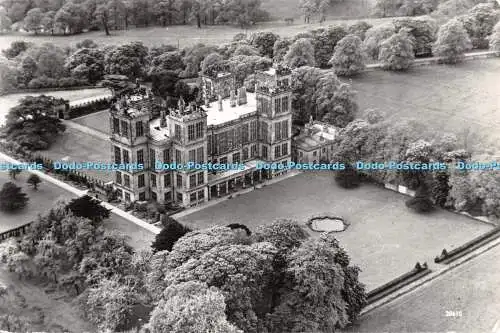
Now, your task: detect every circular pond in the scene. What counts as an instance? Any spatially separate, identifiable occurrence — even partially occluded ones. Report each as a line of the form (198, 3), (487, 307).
(307, 215), (348, 233)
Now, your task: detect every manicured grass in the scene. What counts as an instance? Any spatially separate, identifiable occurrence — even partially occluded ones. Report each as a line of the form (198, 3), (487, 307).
(349, 58), (500, 157)
(0, 165), (78, 233)
(0, 88), (111, 126)
(72, 110), (110, 135)
(178, 171), (492, 290)
(345, 245), (500, 333)
(0, 16), (391, 50)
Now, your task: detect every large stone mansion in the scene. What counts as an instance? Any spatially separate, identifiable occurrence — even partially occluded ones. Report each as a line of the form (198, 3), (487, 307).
(110, 65), (298, 207)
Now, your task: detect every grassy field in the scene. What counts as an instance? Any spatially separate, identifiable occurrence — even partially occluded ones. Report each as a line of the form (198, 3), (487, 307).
(72, 110), (110, 135)
(178, 171), (492, 290)
(345, 244), (500, 333)
(350, 58), (500, 157)
(0, 165), (78, 233)
(0, 16), (392, 50)
(262, 0), (375, 20)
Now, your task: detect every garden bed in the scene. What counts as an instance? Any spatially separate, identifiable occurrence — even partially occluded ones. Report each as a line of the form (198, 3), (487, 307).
(306, 213), (349, 232)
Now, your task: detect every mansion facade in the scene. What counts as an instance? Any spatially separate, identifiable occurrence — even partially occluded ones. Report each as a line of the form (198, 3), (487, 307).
(109, 65), (294, 208)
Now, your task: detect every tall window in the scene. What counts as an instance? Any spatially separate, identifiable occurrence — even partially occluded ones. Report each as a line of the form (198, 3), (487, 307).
(123, 150), (129, 164)
(197, 172), (204, 184)
(136, 121), (143, 137)
(196, 122), (203, 138)
(189, 149), (196, 163)
(232, 152), (240, 164)
(261, 123), (268, 143)
(124, 174), (130, 187)
(176, 174), (182, 187)
(139, 192), (146, 201)
(164, 174), (171, 186)
(241, 124), (249, 143)
(274, 145), (281, 158)
(250, 121), (257, 141)
(262, 145), (268, 159)
(137, 149), (144, 165)
(275, 97), (282, 113)
(164, 192), (171, 202)
(121, 121), (128, 137)
(220, 156), (227, 165)
(282, 96), (289, 112)
(251, 144), (257, 157)
(113, 118), (120, 134)
(175, 149), (182, 163)
(149, 148), (156, 168)
(151, 174), (157, 187)
(138, 174), (145, 188)
(196, 147), (204, 163)
(174, 124), (181, 140)
(242, 147), (248, 160)
(163, 149), (170, 163)
(115, 171), (122, 184)
(114, 146), (121, 164)
(282, 142), (288, 156)
(189, 174), (196, 188)
(275, 122), (281, 141)
(188, 124), (195, 141)
(282, 120), (289, 139)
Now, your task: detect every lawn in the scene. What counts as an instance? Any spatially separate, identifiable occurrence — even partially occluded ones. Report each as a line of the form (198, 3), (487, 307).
(71, 110), (110, 135)
(349, 58), (500, 157)
(0, 88), (111, 126)
(0, 165), (78, 233)
(0, 16), (391, 50)
(344, 244), (500, 333)
(178, 171), (493, 290)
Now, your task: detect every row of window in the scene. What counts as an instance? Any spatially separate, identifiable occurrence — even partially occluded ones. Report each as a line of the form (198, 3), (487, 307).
(114, 146), (174, 166)
(209, 121), (258, 155)
(112, 118), (144, 138)
(256, 95), (290, 115)
(115, 172), (146, 189)
(189, 172), (205, 188)
(262, 143), (289, 159)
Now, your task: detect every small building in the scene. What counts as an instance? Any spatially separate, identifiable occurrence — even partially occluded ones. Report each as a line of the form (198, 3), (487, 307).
(293, 118), (337, 164)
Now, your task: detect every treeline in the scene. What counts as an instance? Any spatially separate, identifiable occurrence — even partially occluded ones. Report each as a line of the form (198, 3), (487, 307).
(0, 0), (270, 34)
(0, 205), (367, 333)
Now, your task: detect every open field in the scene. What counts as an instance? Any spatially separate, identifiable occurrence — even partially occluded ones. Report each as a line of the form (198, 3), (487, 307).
(0, 16), (392, 50)
(178, 171), (492, 290)
(350, 58), (500, 156)
(0, 88), (111, 126)
(0, 164), (78, 233)
(345, 244), (500, 333)
(72, 110), (110, 135)
(262, 0), (375, 20)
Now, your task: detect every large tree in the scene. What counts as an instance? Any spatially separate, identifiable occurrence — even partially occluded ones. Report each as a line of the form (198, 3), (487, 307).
(283, 38), (316, 68)
(433, 18), (472, 64)
(489, 21), (500, 51)
(378, 30), (415, 70)
(458, 2), (500, 49)
(23, 8), (44, 34)
(363, 23), (395, 60)
(64, 47), (105, 83)
(65, 195), (111, 225)
(0, 182), (28, 212)
(312, 25), (347, 68)
(329, 34), (365, 76)
(249, 31), (279, 58)
(104, 42), (149, 79)
(151, 217), (192, 252)
(4, 95), (66, 150)
(393, 17), (437, 56)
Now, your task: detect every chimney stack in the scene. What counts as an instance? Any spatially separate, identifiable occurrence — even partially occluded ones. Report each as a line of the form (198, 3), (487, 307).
(230, 90), (236, 107)
(238, 87), (247, 105)
(218, 95), (223, 112)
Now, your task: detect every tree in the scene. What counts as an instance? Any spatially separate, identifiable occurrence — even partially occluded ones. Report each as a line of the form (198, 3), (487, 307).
(151, 70), (179, 99)
(347, 21), (373, 40)
(26, 174), (41, 190)
(489, 21), (500, 50)
(272, 38), (292, 63)
(433, 18), (472, 63)
(312, 25), (347, 68)
(378, 30), (415, 71)
(148, 281), (242, 333)
(149, 51), (184, 75)
(216, 0), (268, 29)
(335, 163), (362, 188)
(283, 38), (316, 68)
(8, 168), (21, 180)
(458, 3), (500, 49)
(0, 7), (12, 32)
(363, 23), (395, 60)
(226, 55), (272, 85)
(233, 44), (260, 56)
(200, 52), (225, 75)
(0, 182), (29, 212)
(267, 233), (366, 333)
(329, 34), (365, 76)
(65, 195), (110, 225)
(249, 31), (279, 58)
(104, 42), (149, 79)
(5, 95), (66, 150)
(40, 10), (55, 34)
(64, 47), (105, 83)
(393, 17), (437, 56)
(23, 8), (44, 34)
(151, 217), (192, 252)
(180, 43), (218, 78)
(2, 41), (31, 59)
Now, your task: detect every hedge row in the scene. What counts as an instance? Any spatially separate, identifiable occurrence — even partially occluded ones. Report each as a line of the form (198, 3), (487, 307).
(68, 98), (111, 119)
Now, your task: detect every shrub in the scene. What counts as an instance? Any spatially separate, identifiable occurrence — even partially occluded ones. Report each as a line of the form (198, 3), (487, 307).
(378, 30), (415, 71)
(329, 35), (365, 76)
(433, 18), (472, 63)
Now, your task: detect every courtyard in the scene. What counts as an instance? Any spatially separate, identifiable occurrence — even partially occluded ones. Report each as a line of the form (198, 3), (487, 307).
(178, 171), (493, 290)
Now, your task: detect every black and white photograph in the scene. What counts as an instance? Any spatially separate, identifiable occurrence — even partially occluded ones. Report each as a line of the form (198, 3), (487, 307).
(0, 0), (499, 332)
